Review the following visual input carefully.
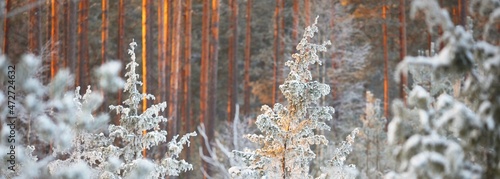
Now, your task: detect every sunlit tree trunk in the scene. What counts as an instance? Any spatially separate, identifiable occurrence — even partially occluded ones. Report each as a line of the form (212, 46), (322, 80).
(383, 3), (389, 120)
(228, 0), (238, 123)
(243, 0), (252, 115)
(200, 0), (211, 177)
(169, 0), (181, 140)
(182, 0), (192, 164)
(50, 0), (59, 79)
(101, 0), (108, 64)
(141, 0), (149, 158)
(399, 0), (407, 101)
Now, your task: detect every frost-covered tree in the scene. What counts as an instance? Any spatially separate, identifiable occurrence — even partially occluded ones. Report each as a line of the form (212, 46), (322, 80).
(0, 40), (196, 178)
(229, 17), (356, 179)
(317, 128), (359, 179)
(387, 0), (500, 178)
(106, 40), (197, 178)
(350, 91), (391, 178)
(0, 53), (115, 178)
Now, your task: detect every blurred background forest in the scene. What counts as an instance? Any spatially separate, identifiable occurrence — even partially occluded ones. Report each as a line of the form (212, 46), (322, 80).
(1, 0), (499, 178)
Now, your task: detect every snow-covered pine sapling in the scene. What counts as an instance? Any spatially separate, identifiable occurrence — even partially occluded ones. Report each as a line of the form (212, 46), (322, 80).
(230, 17), (335, 179)
(108, 40), (196, 178)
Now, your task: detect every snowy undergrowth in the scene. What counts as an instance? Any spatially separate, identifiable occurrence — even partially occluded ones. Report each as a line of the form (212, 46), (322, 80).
(0, 40), (196, 178)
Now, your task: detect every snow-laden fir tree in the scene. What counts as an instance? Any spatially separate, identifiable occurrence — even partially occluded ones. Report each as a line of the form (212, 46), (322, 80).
(387, 0), (500, 178)
(107, 40), (197, 178)
(229, 17), (357, 179)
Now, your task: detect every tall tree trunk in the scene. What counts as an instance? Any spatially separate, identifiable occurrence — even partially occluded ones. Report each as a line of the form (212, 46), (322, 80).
(169, 0), (181, 140)
(100, 0), (109, 113)
(399, 0), (407, 101)
(101, 0), (108, 64)
(2, 0), (9, 54)
(141, 0), (149, 158)
(116, 0), (125, 126)
(163, 0), (170, 118)
(383, 3), (390, 121)
(292, 0), (299, 45)
(228, 0), (238, 123)
(272, 0), (280, 105)
(200, 0), (211, 177)
(305, 0), (310, 25)
(158, 0), (164, 105)
(208, 0), (219, 151)
(182, 0), (192, 164)
(243, 0), (252, 115)
(78, 0), (89, 87)
(51, 0), (59, 79)
(62, 1), (68, 68)
(29, 0), (38, 54)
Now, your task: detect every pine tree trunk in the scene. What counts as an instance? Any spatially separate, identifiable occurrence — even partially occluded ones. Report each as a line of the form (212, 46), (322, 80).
(50, 0), (59, 79)
(141, 0), (148, 158)
(305, 0), (310, 25)
(382, 3), (389, 120)
(157, 0), (164, 105)
(77, 0), (89, 87)
(399, 0), (407, 102)
(169, 0), (181, 140)
(243, 0), (252, 115)
(116, 0), (125, 126)
(292, 0), (299, 45)
(29, 0), (38, 54)
(182, 0), (192, 164)
(2, 0), (9, 54)
(163, 0), (170, 118)
(62, 1), (68, 68)
(228, 0), (238, 123)
(101, 0), (108, 64)
(200, 0), (211, 177)
(272, 0), (280, 105)
(208, 0), (219, 150)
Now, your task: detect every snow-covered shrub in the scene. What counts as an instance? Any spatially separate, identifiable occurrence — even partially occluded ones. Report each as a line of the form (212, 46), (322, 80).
(388, 0), (500, 178)
(317, 128), (359, 179)
(199, 105), (257, 179)
(229, 17), (356, 179)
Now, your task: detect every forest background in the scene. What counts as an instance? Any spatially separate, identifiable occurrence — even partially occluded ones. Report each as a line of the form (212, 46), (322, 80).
(1, 0), (499, 178)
